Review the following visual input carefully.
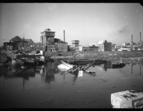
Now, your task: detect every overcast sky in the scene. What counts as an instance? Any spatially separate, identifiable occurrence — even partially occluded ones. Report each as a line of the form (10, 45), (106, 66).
(0, 3), (143, 46)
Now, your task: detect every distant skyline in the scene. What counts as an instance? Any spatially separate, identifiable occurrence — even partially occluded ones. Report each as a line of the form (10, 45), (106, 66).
(0, 3), (143, 46)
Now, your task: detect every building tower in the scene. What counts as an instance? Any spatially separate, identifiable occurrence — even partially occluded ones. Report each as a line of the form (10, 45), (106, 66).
(72, 40), (79, 47)
(41, 28), (55, 46)
(41, 28), (55, 52)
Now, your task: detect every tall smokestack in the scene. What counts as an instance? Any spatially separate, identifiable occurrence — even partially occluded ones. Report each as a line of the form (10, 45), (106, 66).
(140, 32), (142, 42)
(131, 34), (133, 43)
(63, 30), (65, 42)
(131, 34), (133, 51)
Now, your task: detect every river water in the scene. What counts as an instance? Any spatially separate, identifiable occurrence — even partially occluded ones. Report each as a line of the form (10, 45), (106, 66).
(0, 60), (143, 108)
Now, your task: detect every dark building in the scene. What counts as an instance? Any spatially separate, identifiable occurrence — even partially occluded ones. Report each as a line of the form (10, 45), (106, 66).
(23, 39), (35, 51)
(34, 42), (45, 51)
(8, 36), (35, 51)
(97, 40), (112, 51)
(105, 42), (112, 51)
(55, 41), (68, 52)
(3, 42), (19, 50)
(9, 36), (23, 50)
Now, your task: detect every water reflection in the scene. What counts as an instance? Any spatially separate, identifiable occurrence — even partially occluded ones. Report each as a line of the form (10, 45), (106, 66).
(0, 59), (142, 87)
(140, 64), (142, 76)
(131, 63), (133, 75)
(36, 65), (45, 75)
(71, 69), (96, 85)
(0, 59), (143, 108)
(41, 60), (59, 84)
(72, 70), (79, 85)
(103, 61), (112, 71)
(129, 62), (142, 75)
(0, 66), (36, 79)
(60, 70), (80, 85)
(103, 60), (142, 76)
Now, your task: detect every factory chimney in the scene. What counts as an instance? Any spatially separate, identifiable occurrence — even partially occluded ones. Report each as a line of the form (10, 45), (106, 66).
(131, 34), (133, 51)
(63, 30), (65, 42)
(140, 32), (142, 42)
(131, 34), (133, 43)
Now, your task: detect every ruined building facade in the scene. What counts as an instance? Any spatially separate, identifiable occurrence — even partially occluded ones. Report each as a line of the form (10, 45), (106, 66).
(41, 28), (67, 52)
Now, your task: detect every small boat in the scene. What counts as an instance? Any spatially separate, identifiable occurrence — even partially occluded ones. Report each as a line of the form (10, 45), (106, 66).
(93, 59), (107, 65)
(57, 60), (74, 71)
(66, 59), (94, 65)
(75, 59), (93, 65)
(112, 63), (125, 68)
(66, 59), (106, 66)
(61, 60), (74, 68)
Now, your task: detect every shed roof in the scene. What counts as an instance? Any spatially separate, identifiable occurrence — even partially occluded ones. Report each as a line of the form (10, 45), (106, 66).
(10, 36), (22, 42)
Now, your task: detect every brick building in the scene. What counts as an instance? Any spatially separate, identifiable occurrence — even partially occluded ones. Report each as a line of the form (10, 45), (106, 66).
(55, 41), (68, 52)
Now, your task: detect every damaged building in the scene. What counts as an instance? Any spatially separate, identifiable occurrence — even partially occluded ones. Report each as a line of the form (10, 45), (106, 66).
(41, 28), (68, 52)
(97, 40), (112, 52)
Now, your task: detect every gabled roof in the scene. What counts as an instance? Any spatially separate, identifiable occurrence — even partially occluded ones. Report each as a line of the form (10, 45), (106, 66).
(10, 36), (22, 42)
(24, 39), (34, 43)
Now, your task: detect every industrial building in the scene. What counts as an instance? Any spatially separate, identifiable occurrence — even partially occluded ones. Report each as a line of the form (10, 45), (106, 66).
(55, 41), (68, 52)
(3, 36), (35, 51)
(72, 40), (79, 47)
(138, 32), (143, 50)
(41, 28), (67, 52)
(41, 28), (55, 46)
(97, 40), (112, 51)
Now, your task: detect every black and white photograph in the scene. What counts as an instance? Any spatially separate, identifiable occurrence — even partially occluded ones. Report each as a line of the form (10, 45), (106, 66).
(0, 3), (143, 108)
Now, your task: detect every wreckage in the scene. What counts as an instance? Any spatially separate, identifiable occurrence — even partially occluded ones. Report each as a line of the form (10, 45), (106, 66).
(58, 60), (96, 77)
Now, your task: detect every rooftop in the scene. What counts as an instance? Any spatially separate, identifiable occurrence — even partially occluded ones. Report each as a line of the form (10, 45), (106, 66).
(89, 43), (98, 47)
(97, 40), (105, 44)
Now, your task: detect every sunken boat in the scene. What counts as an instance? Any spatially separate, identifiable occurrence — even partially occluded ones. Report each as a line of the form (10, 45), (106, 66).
(65, 59), (94, 65)
(112, 63), (126, 69)
(65, 59), (106, 66)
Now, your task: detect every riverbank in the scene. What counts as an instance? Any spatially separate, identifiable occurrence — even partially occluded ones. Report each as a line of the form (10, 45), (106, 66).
(49, 51), (143, 62)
